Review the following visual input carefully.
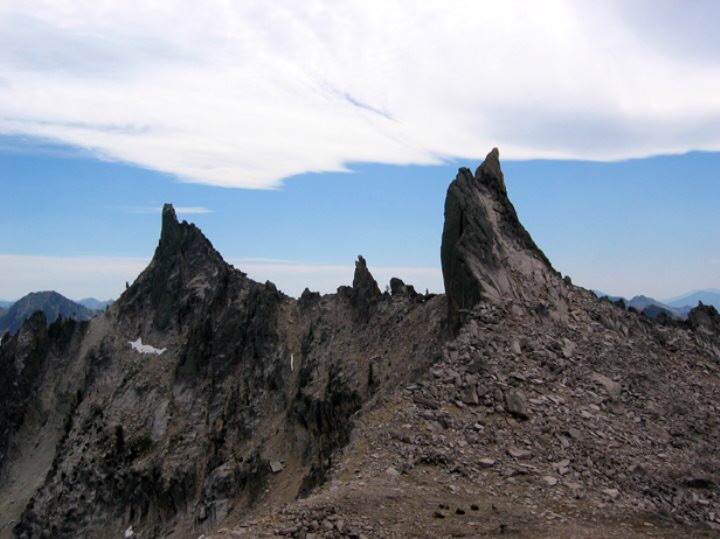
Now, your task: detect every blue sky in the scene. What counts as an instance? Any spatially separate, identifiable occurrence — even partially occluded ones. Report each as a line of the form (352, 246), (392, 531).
(0, 1), (718, 300)
(1, 135), (718, 301)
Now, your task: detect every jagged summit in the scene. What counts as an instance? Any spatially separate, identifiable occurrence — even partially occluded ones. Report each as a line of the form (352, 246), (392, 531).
(118, 203), (232, 330)
(155, 203), (223, 263)
(160, 202), (180, 244)
(351, 255), (381, 322)
(441, 148), (559, 334)
(474, 147), (506, 195)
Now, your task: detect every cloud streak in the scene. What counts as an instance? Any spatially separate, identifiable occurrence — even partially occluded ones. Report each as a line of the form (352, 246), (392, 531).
(0, 254), (443, 300)
(125, 206), (213, 215)
(1, 1), (719, 188)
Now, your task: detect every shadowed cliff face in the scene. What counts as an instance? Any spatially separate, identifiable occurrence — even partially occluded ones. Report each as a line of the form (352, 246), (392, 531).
(441, 148), (558, 335)
(119, 204), (232, 332)
(0, 314), (87, 471)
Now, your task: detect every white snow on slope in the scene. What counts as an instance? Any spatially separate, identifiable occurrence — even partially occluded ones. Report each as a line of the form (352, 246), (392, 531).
(128, 338), (166, 355)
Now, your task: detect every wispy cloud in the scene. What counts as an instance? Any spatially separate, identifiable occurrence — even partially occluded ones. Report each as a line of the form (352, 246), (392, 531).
(0, 254), (148, 300)
(1, 1), (719, 188)
(0, 253), (442, 300)
(124, 206), (213, 215)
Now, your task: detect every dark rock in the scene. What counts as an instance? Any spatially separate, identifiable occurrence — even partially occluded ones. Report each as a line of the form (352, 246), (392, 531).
(505, 389), (530, 420)
(461, 386), (479, 405)
(118, 203), (230, 331)
(299, 288), (321, 309)
(0, 313), (86, 473)
(413, 396), (440, 410)
(688, 302), (720, 336)
(440, 148), (556, 335)
(390, 278), (418, 298)
(351, 256), (381, 322)
(683, 478), (714, 489)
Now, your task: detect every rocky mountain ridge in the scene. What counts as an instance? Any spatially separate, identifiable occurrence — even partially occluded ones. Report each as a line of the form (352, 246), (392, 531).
(1, 149), (718, 538)
(1, 205), (446, 539)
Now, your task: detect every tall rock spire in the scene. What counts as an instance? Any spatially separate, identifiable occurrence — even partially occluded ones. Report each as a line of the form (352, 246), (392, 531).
(118, 203), (230, 330)
(351, 255), (381, 322)
(441, 148), (558, 335)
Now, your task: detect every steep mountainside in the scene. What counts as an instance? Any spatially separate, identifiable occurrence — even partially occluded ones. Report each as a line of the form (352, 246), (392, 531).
(1, 206), (445, 539)
(1, 150), (719, 539)
(0, 291), (97, 335)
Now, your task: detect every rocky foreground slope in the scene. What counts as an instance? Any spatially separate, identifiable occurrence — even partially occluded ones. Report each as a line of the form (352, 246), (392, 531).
(1, 150), (719, 538)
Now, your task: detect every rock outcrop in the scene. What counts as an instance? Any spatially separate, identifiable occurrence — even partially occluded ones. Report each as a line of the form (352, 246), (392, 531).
(350, 255), (381, 322)
(441, 148), (558, 335)
(118, 203), (231, 332)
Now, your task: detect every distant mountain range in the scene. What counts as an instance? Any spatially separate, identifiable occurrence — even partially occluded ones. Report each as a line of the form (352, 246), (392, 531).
(77, 297), (114, 310)
(593, 288), (720, 320)
(663, 289), (720, 312)
(0, 291), (101, 335)
(0, 287), (715, 333)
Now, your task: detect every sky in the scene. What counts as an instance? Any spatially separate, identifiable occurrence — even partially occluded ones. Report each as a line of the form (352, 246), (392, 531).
(0, 1), (718, 301)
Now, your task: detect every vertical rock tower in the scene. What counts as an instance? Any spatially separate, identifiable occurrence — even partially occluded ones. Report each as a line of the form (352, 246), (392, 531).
(441, 148), (559, 335)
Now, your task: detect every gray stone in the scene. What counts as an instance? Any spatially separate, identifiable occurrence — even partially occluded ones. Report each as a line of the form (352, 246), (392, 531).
(542, 476), (558, 486)
(461, 386), (479, 405)
(591, 372), (621, 400)
(603, 488), (620, 499)
(507, 447), (531, 459)
(561, 338), (576, 359)
(385, 466), (400, 478)
(505, 389), (530, 419)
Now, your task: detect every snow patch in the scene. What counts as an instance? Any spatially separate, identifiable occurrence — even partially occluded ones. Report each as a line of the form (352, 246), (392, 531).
(128, 338), (166, 355)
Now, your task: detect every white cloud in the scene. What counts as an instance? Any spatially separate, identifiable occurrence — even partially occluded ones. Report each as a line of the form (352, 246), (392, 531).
(0, 254), (442, 300)
(0, 1), (719, 188)
(125, 206), (213, 215)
